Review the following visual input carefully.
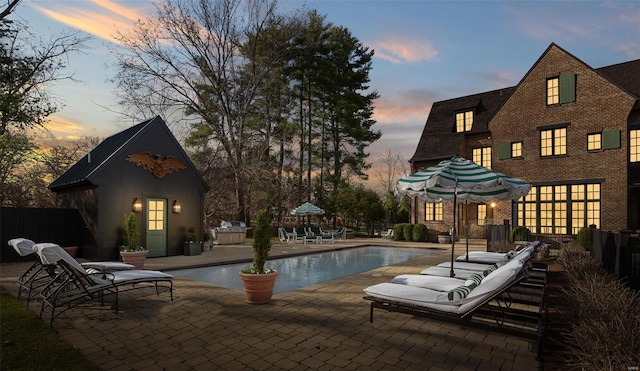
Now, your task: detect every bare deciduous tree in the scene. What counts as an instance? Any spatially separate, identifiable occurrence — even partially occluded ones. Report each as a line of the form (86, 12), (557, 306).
(112, 0), (291, 223)
(374, 150), (409, 197)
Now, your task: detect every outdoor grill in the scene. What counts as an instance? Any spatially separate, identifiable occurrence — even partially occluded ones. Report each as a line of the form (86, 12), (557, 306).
(215, 221), (248, 244)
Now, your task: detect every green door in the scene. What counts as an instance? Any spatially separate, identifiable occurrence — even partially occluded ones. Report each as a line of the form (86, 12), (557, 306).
(146, 198), (167, 257)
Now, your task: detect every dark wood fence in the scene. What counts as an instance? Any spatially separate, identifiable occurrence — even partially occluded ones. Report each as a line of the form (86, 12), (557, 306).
(591, 228), (640, 290)
(1, 207), (96, 262)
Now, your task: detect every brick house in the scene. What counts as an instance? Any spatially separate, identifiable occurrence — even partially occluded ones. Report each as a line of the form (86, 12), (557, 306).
(409, 43), (640, 239)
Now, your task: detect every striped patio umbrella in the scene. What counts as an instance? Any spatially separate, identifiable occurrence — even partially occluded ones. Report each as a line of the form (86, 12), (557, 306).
(291, 202), (325, 226)
(395, 156), (531, 276)
(291, 202), (325, 216)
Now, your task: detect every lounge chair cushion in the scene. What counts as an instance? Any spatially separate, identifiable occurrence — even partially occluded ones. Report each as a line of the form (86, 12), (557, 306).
(419, 266), (483, 279)
(8, 238), (36, 256)
(466, 259), (524, 300)
(391, 274), (468, 292)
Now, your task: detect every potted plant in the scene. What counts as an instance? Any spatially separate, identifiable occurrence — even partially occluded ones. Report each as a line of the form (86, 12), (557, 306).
(438, 231), (451, 244)
(120, 212), (147, 269)
(184, 225), (201, 256)
(238, 209), (278, 304)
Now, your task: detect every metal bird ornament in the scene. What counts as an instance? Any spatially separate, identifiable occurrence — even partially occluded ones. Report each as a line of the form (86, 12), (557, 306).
(126, 151), (187, 178)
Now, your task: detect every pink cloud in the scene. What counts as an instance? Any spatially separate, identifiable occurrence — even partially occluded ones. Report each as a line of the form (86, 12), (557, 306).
(372, 36), (438, 64)
(373, 89), (438, 124)
(32, 1), (149, 45)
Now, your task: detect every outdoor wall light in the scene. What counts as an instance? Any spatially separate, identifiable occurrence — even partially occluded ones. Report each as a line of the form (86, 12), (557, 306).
(172, 200), (182, 214)
(132, 198), (143, 213)
(490, 202), (496, 208)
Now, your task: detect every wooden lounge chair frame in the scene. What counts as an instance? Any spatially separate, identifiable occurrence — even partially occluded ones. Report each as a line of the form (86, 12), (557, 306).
(364, 263), (548, 361)
(39, 259), (174, 327)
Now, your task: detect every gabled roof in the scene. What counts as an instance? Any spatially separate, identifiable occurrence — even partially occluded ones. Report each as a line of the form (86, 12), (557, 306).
(410, 43), (640, 164)
(409, 87), (514, 163)
(595, 59), (640, 100)
(49, 116), (209, 192)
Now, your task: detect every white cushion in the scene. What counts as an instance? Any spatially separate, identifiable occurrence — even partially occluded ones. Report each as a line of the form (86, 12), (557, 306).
(391, 274), (466, 292)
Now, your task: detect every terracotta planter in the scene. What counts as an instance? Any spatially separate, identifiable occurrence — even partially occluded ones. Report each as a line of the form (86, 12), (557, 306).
(120, 250), (148, 269)
(238, 271), (278, 304)
(63, 246), (79, 258)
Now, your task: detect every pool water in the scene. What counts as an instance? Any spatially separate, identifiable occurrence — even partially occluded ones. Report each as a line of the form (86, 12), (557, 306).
(171, 246), (434, 294)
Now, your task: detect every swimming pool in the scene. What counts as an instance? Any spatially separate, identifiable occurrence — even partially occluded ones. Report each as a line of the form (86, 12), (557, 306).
(171, 246), (434, 294)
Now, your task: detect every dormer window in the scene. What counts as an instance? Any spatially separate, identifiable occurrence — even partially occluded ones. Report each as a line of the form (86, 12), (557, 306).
(455, 110), (473, 132)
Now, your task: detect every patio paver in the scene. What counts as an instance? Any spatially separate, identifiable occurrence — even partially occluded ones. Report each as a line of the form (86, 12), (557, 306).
(0, 238), (540, 370)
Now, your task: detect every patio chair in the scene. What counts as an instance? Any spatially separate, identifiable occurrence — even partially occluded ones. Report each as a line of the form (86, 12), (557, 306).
(293, 226), (307, 242)
(278, 227), (295, 244)
(420, 242), (538, 279)
(437, 243), (539, 272)
(36, 243), (173, 327)
(331, 227), (347, 240)
(456, 241), (539, 264)
(381, 229), (393, 239)
(304, 226), (335, 244)
(208, 228), (219, 249)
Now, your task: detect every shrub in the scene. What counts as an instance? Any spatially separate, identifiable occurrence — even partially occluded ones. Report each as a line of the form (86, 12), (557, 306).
(403, 224), (415, 241)
(393, 223), (405, 240)
(245, 209), (272, 274)
(509, 226), (531, 242)
(558, 243), (640, 369)
(123, 212), (140, 251)
(412, 224), (428, 242)
(576, 227), (592, 250)
(186, 225), (197, 242)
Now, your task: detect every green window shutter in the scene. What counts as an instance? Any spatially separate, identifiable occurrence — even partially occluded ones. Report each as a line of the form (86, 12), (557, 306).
(602, 130), (620, 149)
(559, 73), (576, 103)
(498, 142), (511, 159)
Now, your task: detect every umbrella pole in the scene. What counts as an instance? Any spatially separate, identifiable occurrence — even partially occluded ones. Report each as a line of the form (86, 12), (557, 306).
(465, 201), (469, 262)
(450, 190), (457, 277)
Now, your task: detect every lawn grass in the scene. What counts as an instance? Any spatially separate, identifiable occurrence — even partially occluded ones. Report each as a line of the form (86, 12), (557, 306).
(0, 287), (98, 371)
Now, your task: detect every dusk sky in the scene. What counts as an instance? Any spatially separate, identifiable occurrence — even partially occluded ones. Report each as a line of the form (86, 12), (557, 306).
(13, 0), (640, 174)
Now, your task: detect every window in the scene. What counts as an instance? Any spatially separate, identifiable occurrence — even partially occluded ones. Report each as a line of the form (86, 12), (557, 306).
(425, 202), (443, 221)
(570, 184), (600, 234)
(541, 127), (567, 156)
(455, 110), (473, 132)
(477, 204), (487, 226)
(472, 147), (492, 169)
(148, 199), (164, 231)
(516, 183), (600, 235)
(547, 74), (576, 105)
(631, 130), (640, 162)
(517, 187), (537, 232)
(547, 78), (559, 105)
(587, 133), (601, 151)
(512, 142), (522, 158)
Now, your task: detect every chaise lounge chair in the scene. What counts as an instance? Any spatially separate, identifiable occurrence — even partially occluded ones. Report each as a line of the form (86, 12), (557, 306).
(364, 242), (548, 361)
(8, 239), (135, 304)
(456, 241), (538, 263)
(35, 243), (173, 327)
